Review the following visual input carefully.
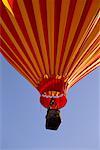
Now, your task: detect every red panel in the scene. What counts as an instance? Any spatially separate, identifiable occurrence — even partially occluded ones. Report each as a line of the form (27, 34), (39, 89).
(54, 0), (62, 73)
(39, 0), (51, 74)
(8, 0), (14, 8)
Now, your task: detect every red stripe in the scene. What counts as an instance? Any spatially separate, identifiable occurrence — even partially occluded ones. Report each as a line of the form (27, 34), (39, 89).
(1, 39), (37, 85)
(62, 0), (93, 74)
(0, 0), (2, 14)
(39, 0), (51, 74)
(54, 0), (62, 74)
(0, 48), (1, 53)
(58, 0), (77, 73)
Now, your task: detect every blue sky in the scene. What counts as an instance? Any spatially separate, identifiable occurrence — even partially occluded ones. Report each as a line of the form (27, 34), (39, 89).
(0, 55), (100, 150)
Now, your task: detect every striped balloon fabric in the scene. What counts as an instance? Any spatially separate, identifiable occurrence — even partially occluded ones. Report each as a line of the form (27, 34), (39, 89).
(0, 0), (100, 91)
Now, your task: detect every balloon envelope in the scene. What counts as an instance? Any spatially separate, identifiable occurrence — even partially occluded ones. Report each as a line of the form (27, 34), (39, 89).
(0, 0), (99, 108)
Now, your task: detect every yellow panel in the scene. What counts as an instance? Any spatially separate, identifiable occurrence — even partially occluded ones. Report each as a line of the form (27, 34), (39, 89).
(46, 0), (54, 74)
(2, 0), (14, 15)
(55, 0), (70, 75)
(32, 0), (49, 75)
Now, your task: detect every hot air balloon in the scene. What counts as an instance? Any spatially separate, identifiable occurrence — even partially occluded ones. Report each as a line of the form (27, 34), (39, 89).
(0, 0), (100, 130)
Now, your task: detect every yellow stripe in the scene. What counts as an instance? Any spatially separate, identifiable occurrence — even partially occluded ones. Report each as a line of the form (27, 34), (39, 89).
(59, 0), (87, 75)
(2, 0), (14, 15)
(32, 0), (49, 75)
(55, 0), (70, 75)
(17, 0), (45, 76)
(46, 0), (54, 74)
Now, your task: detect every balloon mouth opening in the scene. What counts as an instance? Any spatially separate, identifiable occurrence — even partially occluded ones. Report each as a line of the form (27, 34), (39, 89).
(46, 109), (61, 130)
(38, 76), (67, 109)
